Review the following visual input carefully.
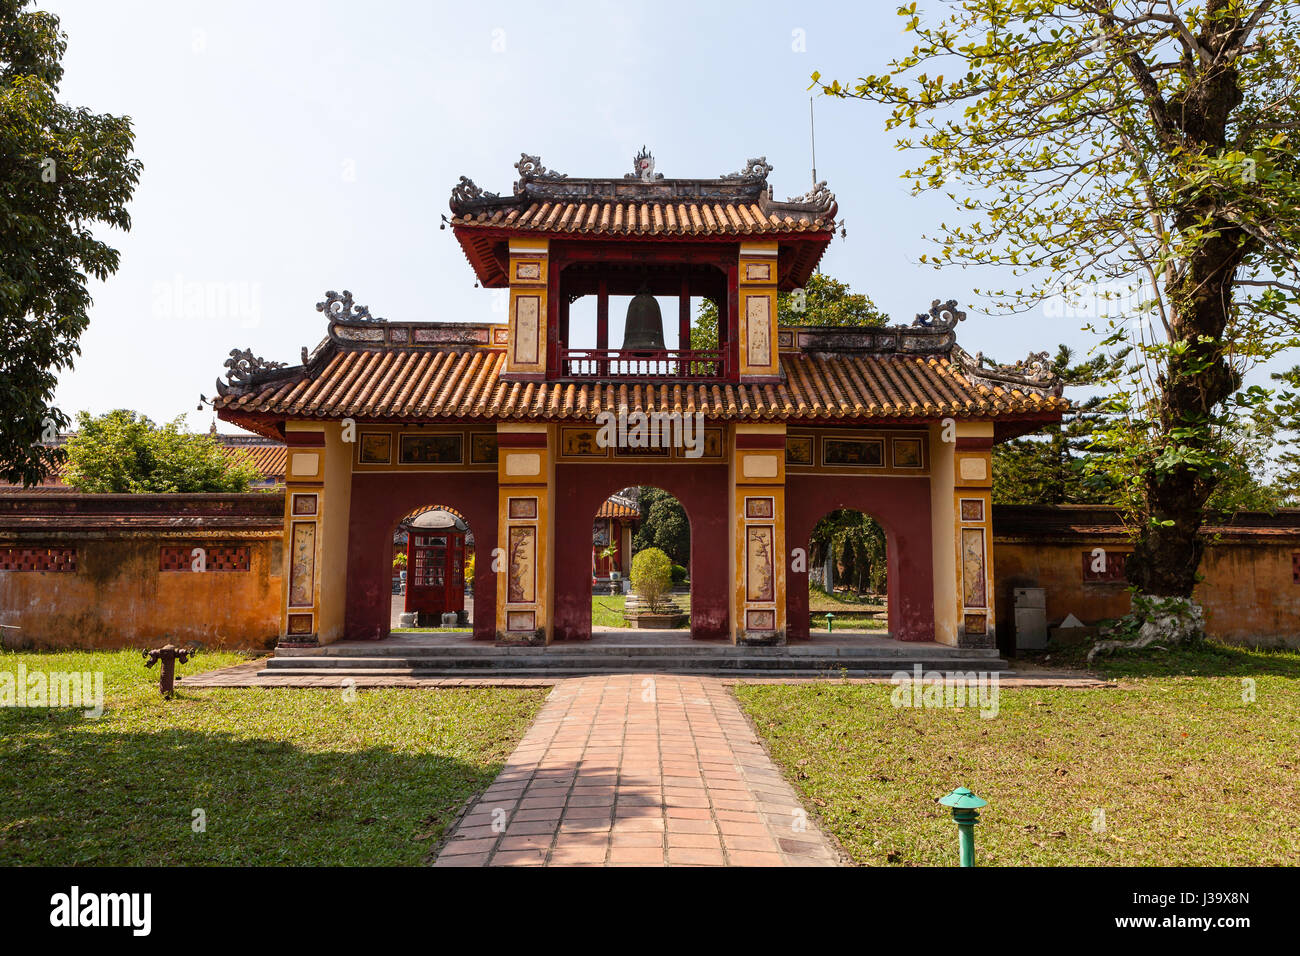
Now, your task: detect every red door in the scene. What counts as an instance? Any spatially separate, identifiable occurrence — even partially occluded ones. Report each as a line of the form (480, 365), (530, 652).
(405, 531), (465, 624)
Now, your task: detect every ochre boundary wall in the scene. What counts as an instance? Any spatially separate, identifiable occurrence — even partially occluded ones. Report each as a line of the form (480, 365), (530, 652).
(993, 505), (1300, 650)
(0, 491), (283, 650)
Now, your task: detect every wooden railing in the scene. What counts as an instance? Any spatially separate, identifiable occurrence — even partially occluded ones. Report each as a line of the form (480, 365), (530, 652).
(559, 348), (726, 381)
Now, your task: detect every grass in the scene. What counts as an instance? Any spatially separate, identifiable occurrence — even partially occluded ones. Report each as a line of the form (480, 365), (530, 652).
(0, 650), (547, 865)
(808, 587), (888, 632)
(591, 594), (691, 629)
(735, 641), (1300, 866)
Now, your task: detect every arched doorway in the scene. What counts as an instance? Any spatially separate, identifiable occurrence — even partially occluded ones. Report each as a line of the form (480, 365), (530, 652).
(552, 461), (730, 641)
(396, 507), (470, 629)
(345, 472), (497, 641)
(589, 487), (691, 635)
(804, 508), (889, 637)
(785, 473), (936, 642)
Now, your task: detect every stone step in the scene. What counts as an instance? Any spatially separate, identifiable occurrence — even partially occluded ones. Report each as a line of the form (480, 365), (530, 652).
(264, 654), (1008, 674)
(277, 643), (1003, 660)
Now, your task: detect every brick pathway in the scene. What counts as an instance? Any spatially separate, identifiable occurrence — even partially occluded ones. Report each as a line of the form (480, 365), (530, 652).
(433, 674), (841, 867)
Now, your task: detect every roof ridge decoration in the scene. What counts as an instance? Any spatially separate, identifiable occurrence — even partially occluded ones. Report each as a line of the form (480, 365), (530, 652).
(720, 157), (774, 182)
(952, 345), (1064, 397)
(514, 153), (568, 193)
(316, 289), (386, 324)
(626, 146), (663, 182)
(215, 348), (296, 397)
(451, 175), (498, 206)
(447, 150), (836, 217)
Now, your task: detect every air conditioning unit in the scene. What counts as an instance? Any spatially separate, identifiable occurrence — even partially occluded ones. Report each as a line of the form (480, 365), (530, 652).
(1013, 587), (1048, 650)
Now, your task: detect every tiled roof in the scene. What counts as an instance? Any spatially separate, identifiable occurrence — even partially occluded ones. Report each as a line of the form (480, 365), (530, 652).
(223, 443), (286, 480)
(596, 499), (640, 520)
(451, 199), (834, 237)
(215, 346), (1067, 425)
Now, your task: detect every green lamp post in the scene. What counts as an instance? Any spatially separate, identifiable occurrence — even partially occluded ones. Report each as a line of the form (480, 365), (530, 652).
(937, 786), (988, 867)
(825, 612), (835, 633)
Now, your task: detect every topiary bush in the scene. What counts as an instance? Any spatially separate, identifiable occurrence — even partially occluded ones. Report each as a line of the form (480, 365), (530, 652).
(631, 547), (673, 612)
(670, 563), (687, 585)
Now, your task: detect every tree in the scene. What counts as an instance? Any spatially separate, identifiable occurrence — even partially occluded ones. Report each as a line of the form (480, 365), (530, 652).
(993, 345), (1128, 505)
(818, 2), (1300, 638)
(630, 547), (673, 612)
(809, 509), (887, 595)
(63, 410), (259, 493)
(691, 272), (889, 351)
(1, 1), (142, 485)
(633, 486), (690, 565)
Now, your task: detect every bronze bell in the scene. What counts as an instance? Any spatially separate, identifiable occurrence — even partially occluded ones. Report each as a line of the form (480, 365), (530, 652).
(622, 284), (665, 352)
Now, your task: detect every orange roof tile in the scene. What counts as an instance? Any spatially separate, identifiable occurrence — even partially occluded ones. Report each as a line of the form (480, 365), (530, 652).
(596, 499), (640, 520)
(451, 199), (833, 238)
(215, 345), (1067, 426)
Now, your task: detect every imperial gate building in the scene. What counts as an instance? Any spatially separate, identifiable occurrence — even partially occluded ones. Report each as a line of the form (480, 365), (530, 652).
(213, 151), (1066, 650)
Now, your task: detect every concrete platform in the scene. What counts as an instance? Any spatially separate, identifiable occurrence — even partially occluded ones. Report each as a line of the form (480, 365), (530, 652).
(262, 629), (1011, 678)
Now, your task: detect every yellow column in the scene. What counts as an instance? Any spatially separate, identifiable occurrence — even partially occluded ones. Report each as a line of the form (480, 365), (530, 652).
(929, 420), (995, 647)
(281, 420), (353, 646)
(731, 423), (787, 644)
(495, 423), (554, 644)
(737, 242), (779, 381)
(504, 239), (549, 377)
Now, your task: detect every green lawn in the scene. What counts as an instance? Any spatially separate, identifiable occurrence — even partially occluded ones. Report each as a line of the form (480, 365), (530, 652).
(591, 594), (691, 628)
(0, 650), (547, 865)
(735, 641), (1300, 866)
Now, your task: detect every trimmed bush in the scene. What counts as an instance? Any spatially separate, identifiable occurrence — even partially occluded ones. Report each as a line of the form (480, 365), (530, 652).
(631, 548), (673, 612)
(670, 563), (687, 585)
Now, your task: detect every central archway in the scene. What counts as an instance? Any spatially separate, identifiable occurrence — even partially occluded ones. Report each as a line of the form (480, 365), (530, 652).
(785, 473), (936, 642)
(345, 471), (498, 641)
(552, 461), (730, 641)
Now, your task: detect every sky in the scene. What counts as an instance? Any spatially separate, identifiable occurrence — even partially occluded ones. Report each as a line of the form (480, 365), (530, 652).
(42, 0), (1107, 433)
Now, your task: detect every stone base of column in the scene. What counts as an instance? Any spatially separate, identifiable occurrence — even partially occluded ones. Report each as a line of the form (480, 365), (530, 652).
(737, 629), (786, 647)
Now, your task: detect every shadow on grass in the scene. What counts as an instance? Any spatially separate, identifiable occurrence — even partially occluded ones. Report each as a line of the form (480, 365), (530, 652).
(0, 715), (501, 866)
(1027, 638), (1300, 679)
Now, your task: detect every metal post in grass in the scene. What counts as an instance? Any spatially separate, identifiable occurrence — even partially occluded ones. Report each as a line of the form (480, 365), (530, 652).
(937, 787), (987, 867)
(825, 612), (835, 633)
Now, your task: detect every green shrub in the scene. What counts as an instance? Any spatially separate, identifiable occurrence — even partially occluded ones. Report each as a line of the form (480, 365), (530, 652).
(631, 548), (673, 612)
(670, 563), (687, 585)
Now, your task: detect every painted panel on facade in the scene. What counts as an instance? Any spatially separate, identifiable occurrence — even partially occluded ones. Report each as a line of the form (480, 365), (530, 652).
(508, 526), (536, 604)
(746, 609), (776, 630)
(824, 438), (884, 467)
(961, 527), (987, 608)
(508, 497), (538, 520)
(399, 434), (463, 464)
(963, 613), (987, 635)
(514, 295), (540, 365)
(744, 262), (772, 281)
(893, 437), (924, 468)
(358, 433), (391, 464)
(291, 493), (318, 516)
(745, 295), (771, 367)
(745, 497), (774, 519)
(1082, 549), (1130, 583)
(786, 436), (813, 465)
(515, 261), (541, 280)
(561, 426), (607, 457)
(470, 433), (498, 464)
(960, 498), (985, 522)
(289, 522), (316, 607)
(507, 610), (536, 631)
(287, 613), (313, 635)
(746, 526), (775, 602)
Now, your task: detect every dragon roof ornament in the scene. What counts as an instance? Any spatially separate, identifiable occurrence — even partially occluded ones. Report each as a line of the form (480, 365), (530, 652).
(953, 345), (1063, 397)
(514, 153), (568, 193)
(316, 289), (385, 324)
(214, 348), (293, 397)
(720, 157), (774, 182)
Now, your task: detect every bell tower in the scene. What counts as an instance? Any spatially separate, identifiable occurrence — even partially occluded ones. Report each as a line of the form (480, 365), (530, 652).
(448, 150), (838, 385)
